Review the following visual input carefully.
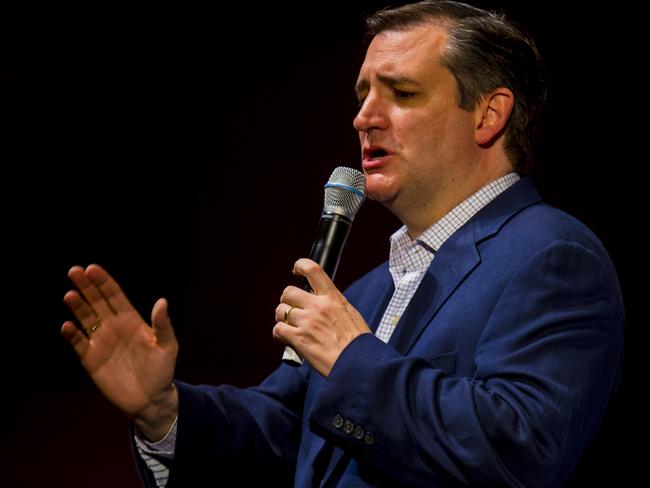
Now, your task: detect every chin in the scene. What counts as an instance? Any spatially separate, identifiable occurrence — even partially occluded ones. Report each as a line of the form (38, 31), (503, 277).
(365, 175), (398, 203)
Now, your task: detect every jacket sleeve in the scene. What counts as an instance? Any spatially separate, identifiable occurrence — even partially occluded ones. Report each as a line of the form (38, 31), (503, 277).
(146, 361), (309, 487)
(308, 239), (624, 487)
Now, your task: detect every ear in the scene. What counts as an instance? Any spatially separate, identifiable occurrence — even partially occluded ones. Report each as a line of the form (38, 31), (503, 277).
(474, 88), (514, 146)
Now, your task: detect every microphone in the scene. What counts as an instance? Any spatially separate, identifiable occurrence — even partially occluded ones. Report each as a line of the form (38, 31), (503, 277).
(282, 166), (366, 367)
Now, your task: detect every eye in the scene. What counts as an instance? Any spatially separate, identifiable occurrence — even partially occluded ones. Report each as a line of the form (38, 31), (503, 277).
(393, 89), (416, 100)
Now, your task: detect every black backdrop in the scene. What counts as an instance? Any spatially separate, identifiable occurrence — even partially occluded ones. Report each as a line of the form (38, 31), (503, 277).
(4, 1), (640, 486)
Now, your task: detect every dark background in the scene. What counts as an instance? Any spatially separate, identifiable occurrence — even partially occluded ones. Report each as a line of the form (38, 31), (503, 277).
(4, 1), (640, 486)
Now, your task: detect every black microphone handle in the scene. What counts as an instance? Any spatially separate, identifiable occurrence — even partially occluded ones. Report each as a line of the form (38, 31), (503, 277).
(282, 212), (352, 366)
(305, 212), (352, 286)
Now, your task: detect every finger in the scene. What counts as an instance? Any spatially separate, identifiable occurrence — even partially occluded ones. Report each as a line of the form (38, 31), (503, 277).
(275, 303), (301, 325)
(293, 258), (335, 295)
(67, 266), (115, 318)
(273, 321), (297, 346)
(151, 298), (176, 347)
(85, 264), (136, 314)
(280, 285), (313, 309)
(64, 290), (102, 333)
(61, 320), (90, 359)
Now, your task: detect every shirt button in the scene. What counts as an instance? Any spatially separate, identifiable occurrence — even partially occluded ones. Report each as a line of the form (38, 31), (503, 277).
(364, 432), (375, 445)
(353, 425), (365, 440)
(332, 414), (344, 429)
(343, 419), (355, 435)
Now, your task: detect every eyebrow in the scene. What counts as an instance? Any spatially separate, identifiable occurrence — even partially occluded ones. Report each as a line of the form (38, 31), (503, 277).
(355, 74), (423, 96)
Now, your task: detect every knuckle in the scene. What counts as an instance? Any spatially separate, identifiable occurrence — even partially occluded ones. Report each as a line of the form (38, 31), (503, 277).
(304, 260), (319, 273)
(273, 322), (290, 341)
(314, 301), (331, 317)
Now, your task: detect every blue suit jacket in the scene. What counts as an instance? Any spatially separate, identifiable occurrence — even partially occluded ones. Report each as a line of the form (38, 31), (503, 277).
(136, 178), (624, 487)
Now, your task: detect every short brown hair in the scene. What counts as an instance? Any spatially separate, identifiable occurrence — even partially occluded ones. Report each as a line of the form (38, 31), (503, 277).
(366, 1), (547, 174)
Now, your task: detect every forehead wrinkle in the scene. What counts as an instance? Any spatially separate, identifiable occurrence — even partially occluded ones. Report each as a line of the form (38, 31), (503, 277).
(355, 26), (449, 96)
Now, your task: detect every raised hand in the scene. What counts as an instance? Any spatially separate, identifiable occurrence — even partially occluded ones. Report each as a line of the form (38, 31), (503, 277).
(61, 264), (178, 441)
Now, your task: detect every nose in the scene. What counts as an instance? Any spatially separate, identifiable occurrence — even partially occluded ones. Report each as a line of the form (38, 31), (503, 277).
(353, 91), (388, 133)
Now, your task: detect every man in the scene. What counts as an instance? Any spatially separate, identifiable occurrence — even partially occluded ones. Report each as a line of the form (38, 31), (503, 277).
(62, 1), (623, 486)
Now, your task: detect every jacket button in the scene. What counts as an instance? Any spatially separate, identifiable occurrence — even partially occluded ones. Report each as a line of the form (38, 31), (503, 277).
(332, 414), (344, 429)
(353, 425), (364, 440)
(364, 432), (375, 445)
(343, 419), (355, 435)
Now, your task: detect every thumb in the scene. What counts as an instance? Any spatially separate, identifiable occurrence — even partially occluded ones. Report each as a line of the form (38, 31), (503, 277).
(151, 298), (176, 346)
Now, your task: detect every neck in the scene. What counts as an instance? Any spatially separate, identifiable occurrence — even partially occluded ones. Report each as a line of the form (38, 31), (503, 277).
(399, 164), (513, 239)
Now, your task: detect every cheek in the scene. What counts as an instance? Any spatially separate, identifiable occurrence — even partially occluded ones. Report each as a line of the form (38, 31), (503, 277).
(397, 119), (443, 161)
(396, 104), (440, 137)
(403, 107), (469, 158)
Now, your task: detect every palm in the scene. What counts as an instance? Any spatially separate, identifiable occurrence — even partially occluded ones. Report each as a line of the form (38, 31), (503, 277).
(62, 265), (178, 418)
(83, 311), (175, 416)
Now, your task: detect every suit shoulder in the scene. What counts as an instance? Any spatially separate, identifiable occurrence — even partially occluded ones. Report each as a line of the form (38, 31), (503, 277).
(508, 202), (608, 253)
(481, 201), (618, 284)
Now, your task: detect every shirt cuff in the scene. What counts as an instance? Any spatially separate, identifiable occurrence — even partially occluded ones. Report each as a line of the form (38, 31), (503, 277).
(134, 416), (178, 458)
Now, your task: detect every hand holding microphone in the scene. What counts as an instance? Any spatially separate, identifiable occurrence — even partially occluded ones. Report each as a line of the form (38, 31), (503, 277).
(277, 167), (367, 368)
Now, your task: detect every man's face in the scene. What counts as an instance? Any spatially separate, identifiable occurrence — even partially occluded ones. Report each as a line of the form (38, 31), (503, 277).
(353, 24), (479, 218)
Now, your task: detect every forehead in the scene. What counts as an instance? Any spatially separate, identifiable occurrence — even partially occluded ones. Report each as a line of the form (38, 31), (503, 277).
(359, 24), (449, 79)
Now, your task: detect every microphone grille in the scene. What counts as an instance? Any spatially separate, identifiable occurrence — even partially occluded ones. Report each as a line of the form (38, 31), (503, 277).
(323, 166), (366, 220)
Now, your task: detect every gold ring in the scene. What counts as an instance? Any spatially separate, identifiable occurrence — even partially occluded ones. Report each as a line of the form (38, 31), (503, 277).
(283, 306), (295, 324)
(87, 317), (102, 334)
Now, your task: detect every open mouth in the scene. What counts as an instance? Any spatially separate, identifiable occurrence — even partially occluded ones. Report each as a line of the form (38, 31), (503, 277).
(365, 147), (388, 160)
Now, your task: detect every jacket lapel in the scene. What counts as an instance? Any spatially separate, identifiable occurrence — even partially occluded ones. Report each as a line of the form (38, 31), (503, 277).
(388, 229), (480, 354)
(368, 278), (394, 333)
(389, 177), (542, 355)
